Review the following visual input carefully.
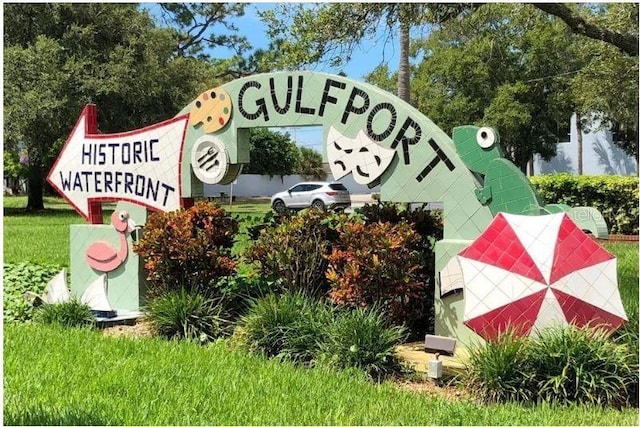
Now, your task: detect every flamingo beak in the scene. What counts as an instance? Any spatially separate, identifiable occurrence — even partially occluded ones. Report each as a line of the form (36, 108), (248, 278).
(127, 218), (136, 234)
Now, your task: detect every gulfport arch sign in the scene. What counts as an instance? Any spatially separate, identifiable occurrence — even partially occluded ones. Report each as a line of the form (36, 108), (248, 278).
(51, 71), (608, 343)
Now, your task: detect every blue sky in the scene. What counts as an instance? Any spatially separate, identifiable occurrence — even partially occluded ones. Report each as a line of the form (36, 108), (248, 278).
(208, 2), (405, 81)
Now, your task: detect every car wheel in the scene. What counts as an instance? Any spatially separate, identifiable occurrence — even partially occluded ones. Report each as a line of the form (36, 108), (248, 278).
(272, 199), (287, 214)
(311, 199), (325, 211)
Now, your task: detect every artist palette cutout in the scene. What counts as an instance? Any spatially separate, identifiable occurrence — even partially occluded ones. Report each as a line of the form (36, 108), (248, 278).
(189, 87), (232, 133)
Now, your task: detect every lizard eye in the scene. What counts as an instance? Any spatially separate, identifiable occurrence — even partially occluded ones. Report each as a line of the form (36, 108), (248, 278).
(476, 127), (495, 148)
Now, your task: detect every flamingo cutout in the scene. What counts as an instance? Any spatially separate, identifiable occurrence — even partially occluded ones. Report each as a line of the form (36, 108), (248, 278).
(85, 210), (135, 273)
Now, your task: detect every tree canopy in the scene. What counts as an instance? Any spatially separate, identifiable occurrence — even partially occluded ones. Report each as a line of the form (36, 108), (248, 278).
(3, 3), (241, 209)
(244, 128), (301, 177)
(297, 147), (326, 180)
(402, 3), (581, 169)
(261, 2), (638, 167)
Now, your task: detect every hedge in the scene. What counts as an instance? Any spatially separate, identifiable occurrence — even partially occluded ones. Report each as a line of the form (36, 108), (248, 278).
(530, 174), (638, 235)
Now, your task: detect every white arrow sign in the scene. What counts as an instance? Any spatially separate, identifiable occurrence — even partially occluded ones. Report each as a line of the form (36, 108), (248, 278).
(47, 105), (189, 221)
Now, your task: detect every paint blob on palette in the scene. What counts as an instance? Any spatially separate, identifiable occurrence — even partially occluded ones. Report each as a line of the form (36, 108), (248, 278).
(189, 87), (233, 133)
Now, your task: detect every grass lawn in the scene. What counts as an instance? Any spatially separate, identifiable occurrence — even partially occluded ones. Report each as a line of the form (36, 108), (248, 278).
(3, 196), (271, 266)
(4, 323), (638, 426)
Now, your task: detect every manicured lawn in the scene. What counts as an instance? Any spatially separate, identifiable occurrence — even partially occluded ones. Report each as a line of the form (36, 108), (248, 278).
(4, 323), (638, 426)
(3, 196), (270, 265)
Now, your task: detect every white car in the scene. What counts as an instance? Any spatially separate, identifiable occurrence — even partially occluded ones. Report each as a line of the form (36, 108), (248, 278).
(271, 182), (351, 213)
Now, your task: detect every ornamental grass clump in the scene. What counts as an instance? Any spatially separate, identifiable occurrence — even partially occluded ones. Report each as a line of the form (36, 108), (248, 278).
(145, 288), (231, 343)
(34, 300), (96, 329)
(235, 292), (331, 364)
(530, 325), (637, 408)
(463, 329), (535, 404)
(317, 306), (407, 381)
(463, 325), (638, 408)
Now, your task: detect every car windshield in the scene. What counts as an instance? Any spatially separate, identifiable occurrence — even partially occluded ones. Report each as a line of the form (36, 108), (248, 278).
(328, 183), (348, 191)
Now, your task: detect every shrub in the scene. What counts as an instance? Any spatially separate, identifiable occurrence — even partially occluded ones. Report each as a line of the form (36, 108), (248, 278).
(326, 220), (428, 328)
(246, 210), (290, 241)
(145, 289), (230, 343)
(3, 263), (63, 323)
(134, 201), (238, 298)
(318, 306), (407, 380)
(530, 326), (637, 408)
(463, 325), (638, 408)
(214, 269), (282, 319)
(34, 300), (95, 328)
(234, 293), (331, 364)
(356, 201), (443, 246)
(235, 294), (407, 379)
(463, 330), (535, 404)
(531, 174), (639, 235)
(245, 209), (340, 297)
(355, 202), (443, 335)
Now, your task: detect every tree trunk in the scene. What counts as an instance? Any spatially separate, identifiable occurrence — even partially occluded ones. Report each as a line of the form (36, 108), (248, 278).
(26, 165), (45, 210)
(575, 112), (583, 175)
(397, 5), (411, 104)
(398, 5), (412, 211)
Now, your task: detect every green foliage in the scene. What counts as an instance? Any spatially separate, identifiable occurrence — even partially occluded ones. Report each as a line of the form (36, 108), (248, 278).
(213, 270), (282, 318)
(567, 3), (638, 160)
(133, 201), (238, 299)
(145, 289), (230, 343)
(326, 220), (428, 329)
(34, 300), (95, 329)
(245, 209), (341, 296)
(531, 174), (639, 234)
(7, 324), (639, 425)
(3, 263), (63, 323)
(464, 330), (537, 404)
(244, 128), (301, 176)
(156, 3), (248, 58)
(259, 3), (431, 70)
(318, 306), (407, 380)
(408, 3), (579, 169)
(3, 3), (221, 209)
(464, 326), (638, 408)
(297, 146), (326, 180)
(530, 326), (637, 408)
(613, 309), (639, 406)
(236, 294), (405, 379)
(235, 293), (331, 364)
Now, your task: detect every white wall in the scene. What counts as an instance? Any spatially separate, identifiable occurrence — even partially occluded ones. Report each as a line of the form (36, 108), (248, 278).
(204, 173), (380, 198)
(533, 113), (637, 176)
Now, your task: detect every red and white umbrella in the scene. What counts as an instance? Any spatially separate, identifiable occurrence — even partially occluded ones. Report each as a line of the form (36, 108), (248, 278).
(458, 212), (627, 341)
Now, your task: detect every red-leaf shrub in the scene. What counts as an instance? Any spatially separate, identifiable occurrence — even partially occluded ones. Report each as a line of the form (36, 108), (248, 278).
(326, 221), (428, 328)
(134, 201), (238, 298)
(355, 202), (442, 336)
(245, 209), (340, 297)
